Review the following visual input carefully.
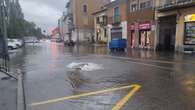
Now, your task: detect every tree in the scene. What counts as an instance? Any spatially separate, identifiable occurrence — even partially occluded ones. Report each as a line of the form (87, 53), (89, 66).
(5, 0), (44, 38)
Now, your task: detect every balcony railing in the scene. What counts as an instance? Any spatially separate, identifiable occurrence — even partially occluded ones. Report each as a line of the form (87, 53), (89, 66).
(96, 16), (107, 26)
(108, 15), (121, 24)
(0, 55), (9, 73)
(158, 0), (195, 11)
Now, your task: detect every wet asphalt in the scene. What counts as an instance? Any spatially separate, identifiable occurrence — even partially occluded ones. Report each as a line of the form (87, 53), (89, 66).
(9, 41), (195, 110)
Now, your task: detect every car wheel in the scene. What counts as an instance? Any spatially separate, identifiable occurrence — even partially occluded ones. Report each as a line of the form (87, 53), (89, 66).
(8, 46), (14, 50)
(16, 44), (20, 48)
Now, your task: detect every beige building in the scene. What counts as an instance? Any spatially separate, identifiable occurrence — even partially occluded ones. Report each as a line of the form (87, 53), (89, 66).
(156, 0), (195, 52)
(68, 0), (110, 43)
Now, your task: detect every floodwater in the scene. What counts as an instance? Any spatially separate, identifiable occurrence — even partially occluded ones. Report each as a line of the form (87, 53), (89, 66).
(9, 41), (195, 110)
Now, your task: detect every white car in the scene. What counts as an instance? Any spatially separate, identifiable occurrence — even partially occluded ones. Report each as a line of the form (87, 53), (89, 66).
(12, 39), (23, 47)
(7, 39), (18, 50)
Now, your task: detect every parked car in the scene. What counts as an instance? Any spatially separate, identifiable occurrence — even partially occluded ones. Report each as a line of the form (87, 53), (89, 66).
(24, 37), (39, 43)
(12, 39), (23, 47)
(7, 39), (18, 50)
(51, 38), (63, 43)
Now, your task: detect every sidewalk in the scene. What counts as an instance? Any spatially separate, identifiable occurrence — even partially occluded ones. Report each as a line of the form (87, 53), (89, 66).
(0, 72), (17, 110)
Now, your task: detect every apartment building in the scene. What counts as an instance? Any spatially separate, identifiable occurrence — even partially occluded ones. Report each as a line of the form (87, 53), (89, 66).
(127, 0), (156, 50)
(106, 0), (128, 43)
(68, 0), (110, 43)
(156, 0), (195, 52)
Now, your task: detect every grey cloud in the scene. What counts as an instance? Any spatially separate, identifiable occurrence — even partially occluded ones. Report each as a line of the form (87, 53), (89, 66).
(19, 0), (68, 34)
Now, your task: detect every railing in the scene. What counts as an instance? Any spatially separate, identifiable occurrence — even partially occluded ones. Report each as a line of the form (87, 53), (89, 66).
(158, 0), (195, 11)
(108, 15), (121, 24)
(0, 54), (17, 79)
(0, 54), (9, 73)
(96, 16), (107, 26)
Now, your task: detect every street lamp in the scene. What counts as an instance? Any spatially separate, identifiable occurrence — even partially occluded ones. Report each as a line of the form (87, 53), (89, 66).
(0, 0), (8, 54)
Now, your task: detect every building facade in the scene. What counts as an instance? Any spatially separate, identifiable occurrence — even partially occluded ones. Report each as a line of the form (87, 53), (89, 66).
(106, 0), (128, 43)
(69, 0), (110, 43)
(93, 7), (108, 44)
(156, 0), (195, 52)
(58, 16), (65, 40)
(127, 0), (156, 50)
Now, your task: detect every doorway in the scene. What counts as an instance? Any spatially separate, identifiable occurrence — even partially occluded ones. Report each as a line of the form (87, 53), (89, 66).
(158, 15), (176, 51)
(130, 31), (135, 48)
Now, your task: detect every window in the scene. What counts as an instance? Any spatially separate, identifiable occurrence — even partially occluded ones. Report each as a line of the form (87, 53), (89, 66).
(131, 4), (137, 12)
(114, 7), (120, 22)
(184, 22), (195, 45)
(140, 2), (146, 9)
(140, 1), (151, 10)
(165, 0), (172, 5)
(114, 7), (119, 16)
(96, 17), (99, 23)
(145, 1), (151, 8)
(83, 4), (88, 13)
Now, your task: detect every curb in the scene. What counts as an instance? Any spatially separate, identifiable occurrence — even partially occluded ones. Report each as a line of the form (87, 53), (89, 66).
(17, 74), (26, 110)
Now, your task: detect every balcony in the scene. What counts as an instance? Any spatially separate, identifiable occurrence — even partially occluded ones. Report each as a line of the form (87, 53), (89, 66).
(108, 15), (121, 25)
(158, 0), (195, 12)
(96, 16), (107, 26)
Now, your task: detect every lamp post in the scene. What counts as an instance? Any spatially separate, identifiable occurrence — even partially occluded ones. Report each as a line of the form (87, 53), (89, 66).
(0, 0), (8, 54)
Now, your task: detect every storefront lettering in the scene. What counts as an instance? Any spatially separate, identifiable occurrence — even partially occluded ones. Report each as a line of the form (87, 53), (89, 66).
(185, 14), (195, 22)
(129, 22), (151, 30)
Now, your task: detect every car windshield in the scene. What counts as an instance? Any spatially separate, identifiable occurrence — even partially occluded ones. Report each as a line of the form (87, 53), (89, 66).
(0, 0), (195, 110)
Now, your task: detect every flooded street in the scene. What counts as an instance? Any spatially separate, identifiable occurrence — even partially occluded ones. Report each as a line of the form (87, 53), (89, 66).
(9, 42), (195, 110)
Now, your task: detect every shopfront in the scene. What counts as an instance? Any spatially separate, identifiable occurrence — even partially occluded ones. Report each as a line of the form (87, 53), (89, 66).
(129, 23), (138, 48)
(128, 21), (153, 49)
(184, 14), (195, 45)
(138, 22), (152, 49)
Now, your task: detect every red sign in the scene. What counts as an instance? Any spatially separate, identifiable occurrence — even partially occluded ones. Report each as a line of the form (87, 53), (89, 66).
(129, 23), (138, 30)
(129, 22), (151, 31)
(139, 22), (151, 30)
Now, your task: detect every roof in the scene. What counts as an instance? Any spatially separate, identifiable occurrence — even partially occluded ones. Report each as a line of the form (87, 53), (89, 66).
(92, 8), (107, 15)
(104, 0), (126, 8)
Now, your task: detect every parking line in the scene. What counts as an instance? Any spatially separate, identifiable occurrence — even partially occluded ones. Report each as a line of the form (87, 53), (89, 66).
(30, 84), (141, 107)
(112, 84), (141, 110)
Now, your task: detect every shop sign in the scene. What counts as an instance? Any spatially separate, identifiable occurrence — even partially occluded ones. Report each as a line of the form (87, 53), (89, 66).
(185, 14), (195, 22)
(111, 27), (122, 33)
(139, 22), (151, 30)
(129, 23), (138, 30)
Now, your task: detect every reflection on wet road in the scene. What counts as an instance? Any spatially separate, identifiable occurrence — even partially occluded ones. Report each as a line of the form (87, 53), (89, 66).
(9, 42), (195, 110)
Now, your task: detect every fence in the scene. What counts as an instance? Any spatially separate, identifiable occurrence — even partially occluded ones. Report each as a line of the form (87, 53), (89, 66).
(0, 54), (9, 73)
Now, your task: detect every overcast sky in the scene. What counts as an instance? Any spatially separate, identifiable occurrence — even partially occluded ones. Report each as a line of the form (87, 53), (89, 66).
(20, 0), (67, 34)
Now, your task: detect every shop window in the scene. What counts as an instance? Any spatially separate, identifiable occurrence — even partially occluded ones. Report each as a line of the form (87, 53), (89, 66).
(139, 30), (151, 47)
(184, 22), (195, 45)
